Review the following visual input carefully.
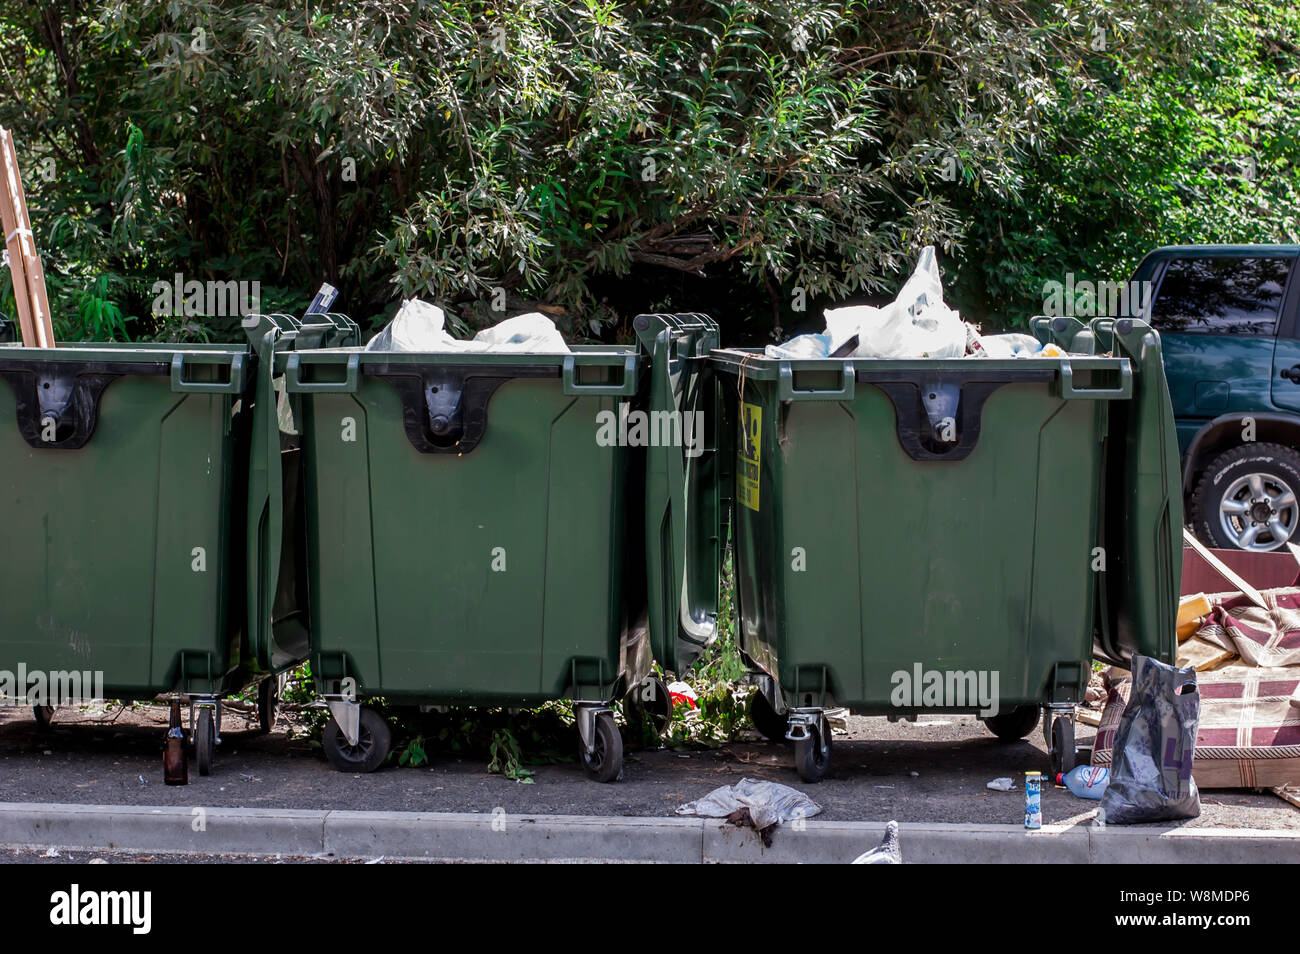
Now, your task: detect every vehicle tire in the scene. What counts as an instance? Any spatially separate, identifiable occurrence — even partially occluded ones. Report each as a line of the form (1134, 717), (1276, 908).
(982, 705), (1041, 742)
(1050, 716), (1076, 778)
(196, 707), (215, 777)
(255, 677), (278, 735)
(579, 711), (623, 783)
(1190, 443), (1300, 551)
(748, 690), (789, 744)
(322, 707), (391, 773)
(794, 722), (831, 783)
(32, 705), (55, 730)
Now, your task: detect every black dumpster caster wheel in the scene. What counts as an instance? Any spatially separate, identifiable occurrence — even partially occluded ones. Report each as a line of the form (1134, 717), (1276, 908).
(255, 678), (278, 735)
(196, 707), (215, 777)
(794, 722), (831, 783)
(579, 711), (623, 783)
(749, 691), (789, 744)
(32, 705), (55, 730)
(624, 676), (672, 746)
(1050, 715), (1076, 777)
(643, 676), (672, 736)
(323, 708), (391, 773)
(982, 705), (1040, 742)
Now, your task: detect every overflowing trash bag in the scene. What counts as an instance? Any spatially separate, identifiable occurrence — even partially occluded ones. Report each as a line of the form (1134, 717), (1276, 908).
(827, 245), (967, 359)
(1098, 655), (1202, 825)
(366, 299), (571, 353)
(766, 246), (1069, 360)
(676, 777), (821, 831)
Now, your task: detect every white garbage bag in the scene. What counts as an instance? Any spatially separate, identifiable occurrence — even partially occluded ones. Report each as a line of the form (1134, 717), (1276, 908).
(366, 301), (571, 353)
(676, 777), (822, 831)
(764, 333), (831, 359)
(767, 246), (968, 360)
(970, 333), (1042, 359)
(471, 312), (570, 353)
(825, 246), (967, 359)
(366, 299), (469, 352)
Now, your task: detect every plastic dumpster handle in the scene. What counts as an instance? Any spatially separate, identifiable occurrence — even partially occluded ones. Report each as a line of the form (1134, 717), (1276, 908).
(858, 368), (1054, 462)
(170, 352), (247, 394)
(776, 362), (856, 402)
(0, 357), (168, 449)
(366, 363), (559, 454)
(562, 354), (638, 396)
(1058, 360), (1133, 400)
(284, 352), (360, 393)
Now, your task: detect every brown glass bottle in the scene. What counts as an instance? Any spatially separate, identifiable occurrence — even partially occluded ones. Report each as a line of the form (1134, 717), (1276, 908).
(163, 699), (188, 785)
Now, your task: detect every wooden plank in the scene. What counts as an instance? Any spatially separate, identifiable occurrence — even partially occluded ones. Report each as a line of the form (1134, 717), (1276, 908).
(0, 126), (53, 347)
(1182, 528), (1268, 609)
(1273, 784), (1300, 811)
(0, 129), (37, 346)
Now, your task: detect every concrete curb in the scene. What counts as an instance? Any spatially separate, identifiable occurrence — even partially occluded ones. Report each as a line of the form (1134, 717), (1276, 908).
(0, 802), (1295, 863)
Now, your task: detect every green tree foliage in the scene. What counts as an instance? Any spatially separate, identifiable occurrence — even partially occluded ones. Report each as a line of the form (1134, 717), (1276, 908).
(1, 1), (1297, 342)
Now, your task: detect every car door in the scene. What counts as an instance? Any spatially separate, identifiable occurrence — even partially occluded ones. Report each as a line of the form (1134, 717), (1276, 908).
(1269, 261), (1300, 411)
(1147, 253), (1296, 452)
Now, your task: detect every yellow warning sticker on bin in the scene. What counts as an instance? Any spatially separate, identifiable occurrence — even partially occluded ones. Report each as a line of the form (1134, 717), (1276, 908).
(739, 402), (762, 511)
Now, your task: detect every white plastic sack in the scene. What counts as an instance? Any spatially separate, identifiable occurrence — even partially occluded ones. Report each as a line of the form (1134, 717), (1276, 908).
(676, 777), (822, 831)
(471, 312), (570, 353)
(823, 246), (967, 359)
(366, 299), (466, 352)
(764, 333), (831, 359)
(366, 300), (571, 353)
(971, 333), (1042, 359)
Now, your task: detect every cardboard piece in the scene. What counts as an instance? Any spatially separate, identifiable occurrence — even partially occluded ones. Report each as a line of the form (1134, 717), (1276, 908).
(1177, 593), (1211, 642)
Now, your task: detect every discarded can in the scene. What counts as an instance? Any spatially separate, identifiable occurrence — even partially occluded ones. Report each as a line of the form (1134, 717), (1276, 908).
(1024, 771), (1042, 829)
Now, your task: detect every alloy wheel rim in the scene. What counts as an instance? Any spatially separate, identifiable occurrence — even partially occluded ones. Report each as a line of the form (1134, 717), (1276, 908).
(1219, 472), (1299, 551)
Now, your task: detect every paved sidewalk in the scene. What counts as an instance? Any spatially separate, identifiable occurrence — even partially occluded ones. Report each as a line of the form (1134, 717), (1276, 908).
(1, 801), (1295, 863)
(2, 707), (1291, 831)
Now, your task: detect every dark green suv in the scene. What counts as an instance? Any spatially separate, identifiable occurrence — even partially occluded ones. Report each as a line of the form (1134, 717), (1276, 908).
(1134, 245), (1300, 550)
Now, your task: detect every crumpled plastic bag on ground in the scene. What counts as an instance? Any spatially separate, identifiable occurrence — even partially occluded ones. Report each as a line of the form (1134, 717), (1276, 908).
(366, 299), (570, 353)
(676, 777), (821, 831)
(1098, 655), (1202, 825)
(823, 246), (968, 359)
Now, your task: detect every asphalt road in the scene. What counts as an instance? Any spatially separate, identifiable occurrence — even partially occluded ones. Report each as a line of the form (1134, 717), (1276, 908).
(1, 702), (1292, 831)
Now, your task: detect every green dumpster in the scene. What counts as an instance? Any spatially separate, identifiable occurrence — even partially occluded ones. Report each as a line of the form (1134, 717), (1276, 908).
(0, 334), (300, 774)
(245, 311), (724, 781)
(712, 316), (1182, 782)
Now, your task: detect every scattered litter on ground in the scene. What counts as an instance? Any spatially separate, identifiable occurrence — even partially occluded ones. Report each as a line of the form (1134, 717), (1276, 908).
(1058, 765), (1110, 800)
(677, 777), (821, 843)
(825, 707), (850, 734)
(986, 777), (1015, 791)
(666, 681), (698, 709)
